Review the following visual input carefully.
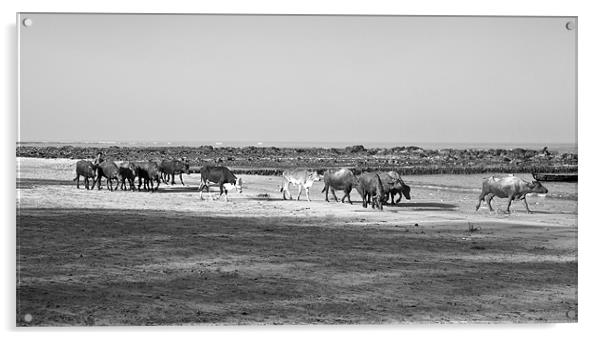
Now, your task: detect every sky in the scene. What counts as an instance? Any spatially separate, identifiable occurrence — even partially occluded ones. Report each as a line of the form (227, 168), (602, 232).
(19, 14), (577, 145)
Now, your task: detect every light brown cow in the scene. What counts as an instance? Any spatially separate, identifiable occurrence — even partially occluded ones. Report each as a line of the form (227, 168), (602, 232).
(476, 175), (548, 214)
(280, 168), (322, 202)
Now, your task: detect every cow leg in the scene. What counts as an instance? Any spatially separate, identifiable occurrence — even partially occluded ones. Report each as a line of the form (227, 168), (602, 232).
(505, 196), (514, 214)
(171, 172), (176, 185)
(284, 182), (291, 200)
(155, 176), (160, 191)
(305, 187), (311, 202)
(179, 173), (185, 186)
(217, 183), (225, 201)
(523, 198), (533, 213)
(296, 185), (303, 200)
(330, 188), (338, 202)
(75, 175), (80, 189)
(84, 177), (89, 190)
(95, 176), (100, 190)
(485, 194), (495, 211)
(324, 184), (330, 202)
(476, 192), (485, 211)
(342, 188), (352, 204)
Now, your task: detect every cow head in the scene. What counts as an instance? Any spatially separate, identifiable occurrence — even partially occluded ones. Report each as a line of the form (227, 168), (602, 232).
(234, 177), (243, 193)
(401, 183), (411, 200)
(127, 162), (137, 176)
(93, 154), (104, 167)
(528, 181), (549, 194)
(182, 158), (191, 175)
(311, 171), (322, 182)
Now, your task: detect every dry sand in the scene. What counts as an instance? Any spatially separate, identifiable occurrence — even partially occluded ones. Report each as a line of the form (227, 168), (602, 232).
(16, 158), (577, 325)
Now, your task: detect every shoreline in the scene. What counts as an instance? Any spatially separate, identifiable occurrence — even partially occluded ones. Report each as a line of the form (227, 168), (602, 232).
(16, 145), (578, 176)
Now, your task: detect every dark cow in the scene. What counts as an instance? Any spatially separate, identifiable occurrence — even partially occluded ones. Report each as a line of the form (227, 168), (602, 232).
(355, 172), (385, 210)
(198, 166), (243, 202)
(73, 160), (97, 189)
(118, 161), (138, 191)
(321, 168), (357, 204)
(476, 175), (549, 214)
(91, 160), (123, 191)
(379, 171), (411, 204)
(131, 161), (162, 192)
(159, 158), (190, 186)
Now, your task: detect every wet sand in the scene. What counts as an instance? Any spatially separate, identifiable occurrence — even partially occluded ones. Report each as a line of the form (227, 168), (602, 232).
(16, 158), (577, 325)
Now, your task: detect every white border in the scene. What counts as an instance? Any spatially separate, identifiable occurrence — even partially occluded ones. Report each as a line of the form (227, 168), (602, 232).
(3, 1), (600, 339)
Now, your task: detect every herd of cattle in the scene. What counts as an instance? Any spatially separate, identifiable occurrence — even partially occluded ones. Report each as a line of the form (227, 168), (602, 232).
(73, 156), (550, 214)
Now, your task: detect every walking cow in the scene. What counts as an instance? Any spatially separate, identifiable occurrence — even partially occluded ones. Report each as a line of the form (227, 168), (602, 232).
(321, 168), (357, 204)
(73, 160), (97, 190)
(131, 161), (162, 192)
(91, 160), (123, 191)
(355, 172), (386, 210)
(476, 175), (548, 214)
(159, 158), (190, 186)
(280, 168), (322, 202)
(118, 161), (138, 191)
(198, 166), (243, 202)
(378, 171), (411, 204)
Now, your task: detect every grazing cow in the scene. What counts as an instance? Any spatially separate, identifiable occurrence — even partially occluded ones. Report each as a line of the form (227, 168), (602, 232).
(355, 172), (385, 210)
(73, 160), (97, 189)
(380, 171), (411, 204)
(476, 175), (548, 214)
(131, 161), (162, 192)
(118, 161), (138, 191)
(321, 168), (357, 204)
(159, 158), (190, 186)
(198, 166), (242, 202)
(280, 168), (322, 202)
(91, 160), (123, 191)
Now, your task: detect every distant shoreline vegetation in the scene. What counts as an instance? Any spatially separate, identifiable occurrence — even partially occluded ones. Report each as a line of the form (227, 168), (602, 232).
(16, 141), (577, 153)
(16, 144), (577, 176)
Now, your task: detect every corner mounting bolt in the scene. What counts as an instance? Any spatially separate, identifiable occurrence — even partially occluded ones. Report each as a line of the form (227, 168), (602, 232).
(565, 21), (575, 30)
(22, 18), (33, 27)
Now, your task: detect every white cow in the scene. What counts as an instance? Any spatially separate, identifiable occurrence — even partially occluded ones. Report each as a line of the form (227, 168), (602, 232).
(279, 168), (322, 202)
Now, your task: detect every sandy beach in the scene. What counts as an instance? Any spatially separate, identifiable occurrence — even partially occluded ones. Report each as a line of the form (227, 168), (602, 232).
(16, 158), (577, 325)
